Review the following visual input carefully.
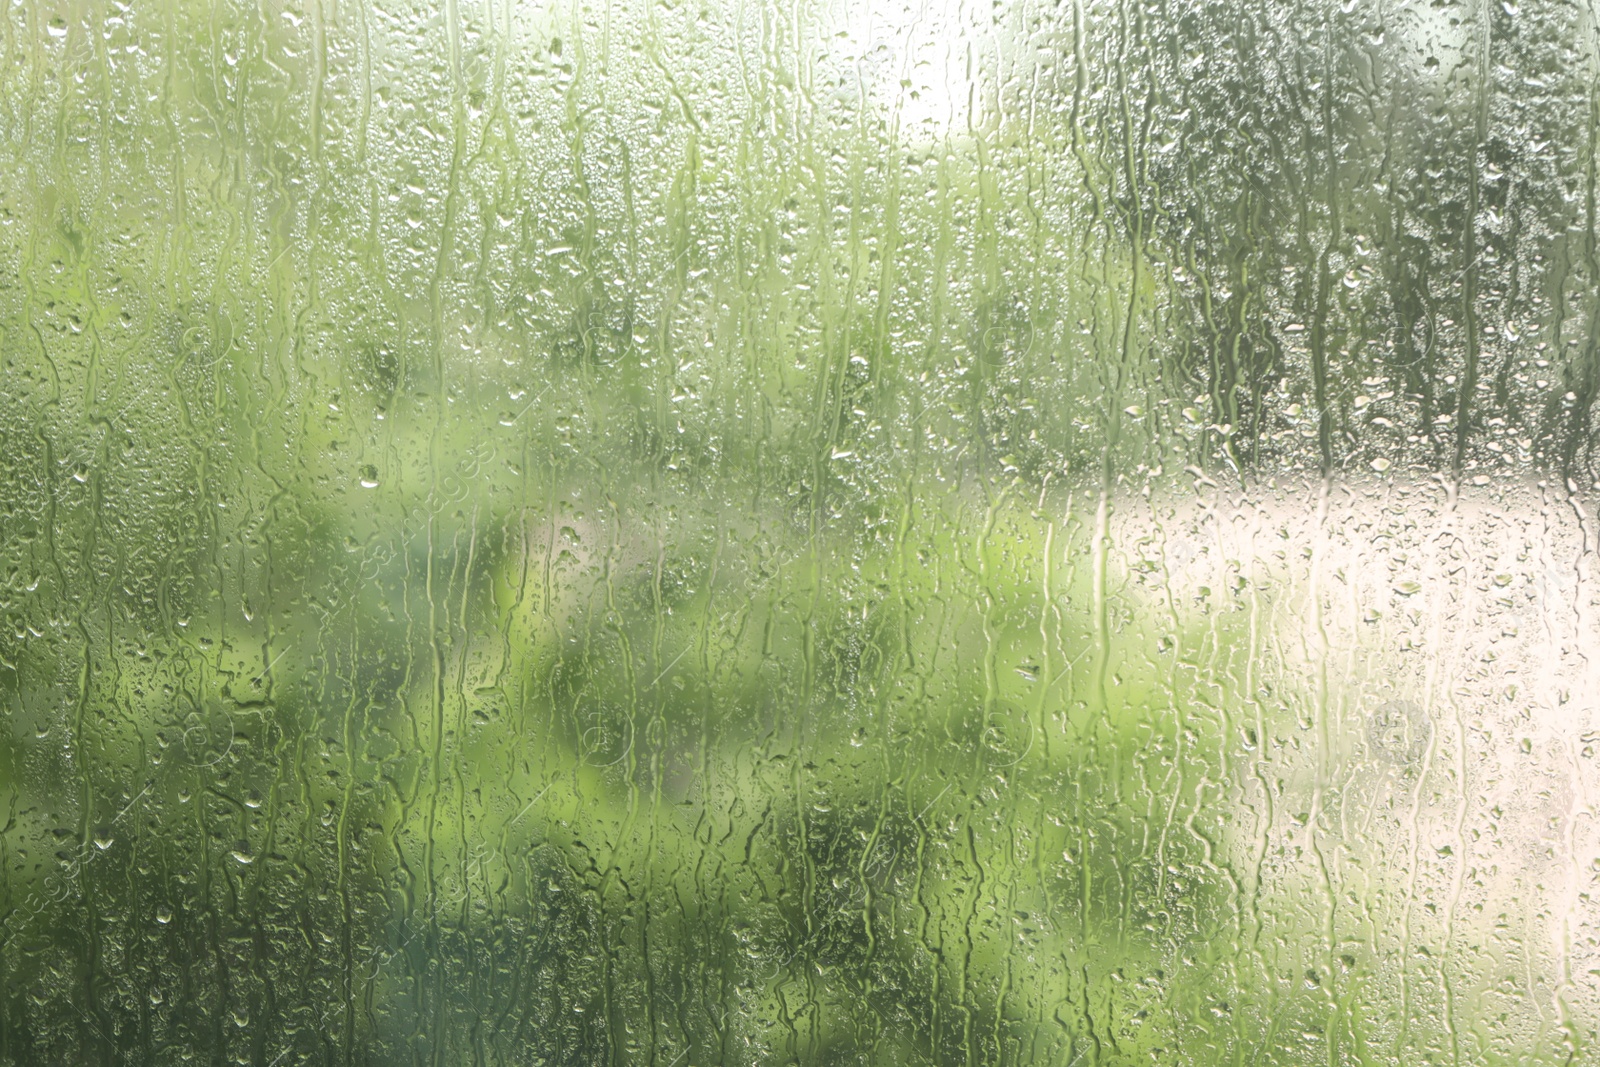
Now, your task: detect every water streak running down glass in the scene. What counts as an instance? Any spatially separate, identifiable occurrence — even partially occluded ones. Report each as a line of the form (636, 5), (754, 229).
(1, 0), (1599, 1063)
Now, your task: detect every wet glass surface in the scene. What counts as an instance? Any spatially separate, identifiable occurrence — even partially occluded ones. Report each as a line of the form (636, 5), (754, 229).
(3, 0), (1600, 1063)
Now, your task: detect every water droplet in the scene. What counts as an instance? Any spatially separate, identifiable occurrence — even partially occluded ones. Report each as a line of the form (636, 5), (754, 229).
(1368, 700), (1431, 764)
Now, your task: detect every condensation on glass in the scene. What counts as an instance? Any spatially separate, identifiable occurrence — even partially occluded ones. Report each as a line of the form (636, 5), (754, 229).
(1, 0), (1598, 1063)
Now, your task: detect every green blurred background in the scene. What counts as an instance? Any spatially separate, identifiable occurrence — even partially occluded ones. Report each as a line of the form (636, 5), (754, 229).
(2, 0), (1599, 1063)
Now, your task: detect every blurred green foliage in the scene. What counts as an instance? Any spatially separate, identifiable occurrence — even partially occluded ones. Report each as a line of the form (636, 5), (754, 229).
(1, 0), (1598, 1063)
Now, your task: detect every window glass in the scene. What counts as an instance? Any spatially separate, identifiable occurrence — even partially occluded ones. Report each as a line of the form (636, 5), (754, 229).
(2, 1), (1597, 1063)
